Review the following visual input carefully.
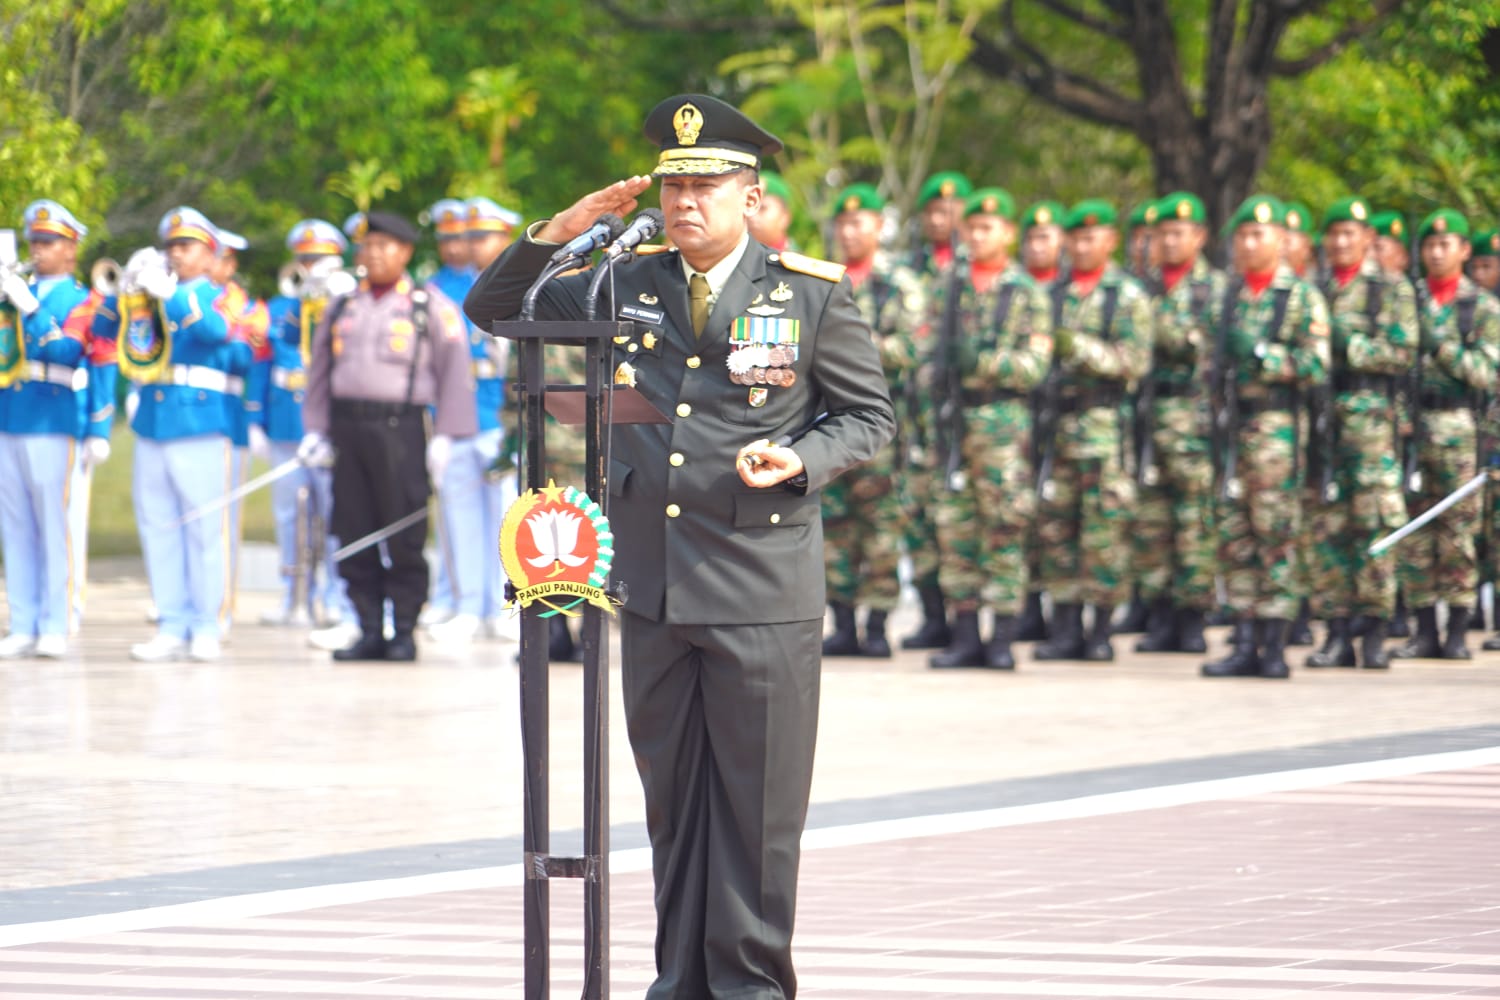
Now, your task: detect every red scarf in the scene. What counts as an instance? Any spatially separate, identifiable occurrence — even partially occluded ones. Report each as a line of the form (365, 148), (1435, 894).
(1244, 269), (1276, 297)
(844, 258), (874, 289)
(1332, 263), (1361, 288)
(1427, 274), (1460, 306)
(1028, 266), (1059, 284)
(1071, 266), (1105, 297)
(1161, 261), (1192, 293)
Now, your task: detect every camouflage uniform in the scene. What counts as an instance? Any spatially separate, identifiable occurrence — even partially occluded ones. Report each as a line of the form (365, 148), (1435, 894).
(1132, 258), (1228, 628)
(1215, 268), (1330, 622)
(1303, 256), (1418, 666)
(930, 263), (1051, 616)
(1033, 265), (1152, 656)
(1396, 276), (1500, 651)
(823, 254), (925, 612)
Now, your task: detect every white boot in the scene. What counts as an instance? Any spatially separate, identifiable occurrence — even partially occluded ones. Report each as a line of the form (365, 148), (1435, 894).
(130, 633), (188, 662)
(0, 633), (37, 659)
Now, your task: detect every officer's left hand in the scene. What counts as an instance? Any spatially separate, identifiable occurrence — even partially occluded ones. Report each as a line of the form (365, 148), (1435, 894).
(536, 175), (655, 246)
(323, 269), (357, 298)
(736, 440), (805, 488)
(0, 271), (39, 315)
(427, 434), (453, 487)
(137, 265), (178, 301)
(81, 436), (111, 471)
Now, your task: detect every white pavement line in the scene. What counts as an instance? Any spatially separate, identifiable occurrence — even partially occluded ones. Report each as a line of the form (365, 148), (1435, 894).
(2, 745), (1496, 949)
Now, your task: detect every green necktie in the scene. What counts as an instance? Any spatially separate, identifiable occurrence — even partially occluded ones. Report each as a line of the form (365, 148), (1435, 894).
(689, 273), (710, 337)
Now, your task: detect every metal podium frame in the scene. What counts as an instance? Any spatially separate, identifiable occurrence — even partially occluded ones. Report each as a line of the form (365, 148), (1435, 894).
(492, 318), (660, 1000)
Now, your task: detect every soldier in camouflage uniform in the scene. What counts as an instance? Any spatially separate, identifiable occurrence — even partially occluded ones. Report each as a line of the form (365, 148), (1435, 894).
(900, 171), (974, 649)
(1015, 200), (1069, 642)
(926, 188), (1052, 670)
(820, 184), (926, 657)
(1115, 199), (1161, 636)
(1391, 208), (1500, 660)
(1300, 197), (1419, 670)
(1202, 195), (1330, 680)
(1372, 212), (1414, 281)
(1130, 192), (1228, 655)
(1031, 200), (1152, 662)
(1467, 229), (1500, 651)
(1280, 200), (1320, 647)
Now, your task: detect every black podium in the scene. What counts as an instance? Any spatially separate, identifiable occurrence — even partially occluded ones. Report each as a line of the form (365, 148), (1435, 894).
(492, 318), (667, 1000)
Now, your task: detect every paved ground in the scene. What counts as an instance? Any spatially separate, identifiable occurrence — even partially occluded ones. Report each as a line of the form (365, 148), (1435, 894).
(1, 560), (1498, 997)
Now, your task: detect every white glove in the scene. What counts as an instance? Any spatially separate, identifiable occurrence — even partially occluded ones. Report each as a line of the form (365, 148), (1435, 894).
(125, 389), (140, 423)
(306, 255), (342, 279)
(427, 434), (452, 487)
(248, 423), (271, 461)
(0, 271), (39, 315)
(81, 437), (111, 471)
(296, 432), (334, 468)
(124, 247), (165, 275)
(323, 268), (358, 298)
(137, 265), (178, 301)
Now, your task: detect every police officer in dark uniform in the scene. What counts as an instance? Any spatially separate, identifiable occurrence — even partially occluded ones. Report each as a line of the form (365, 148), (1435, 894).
(465, 95), (895, 1000)
(300, 212), (478, 662)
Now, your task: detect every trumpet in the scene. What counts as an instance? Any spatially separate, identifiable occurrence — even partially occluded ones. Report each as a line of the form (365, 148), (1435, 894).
(278, 259), (363, 300)
(91, 257), (123, 296)
(92, 247), (173, 296)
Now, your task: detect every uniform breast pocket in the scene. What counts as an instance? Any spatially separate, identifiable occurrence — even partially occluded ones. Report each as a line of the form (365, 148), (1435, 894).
(376, 319), (420, 363)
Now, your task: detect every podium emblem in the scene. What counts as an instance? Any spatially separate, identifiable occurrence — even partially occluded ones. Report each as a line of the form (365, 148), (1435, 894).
(500, 481), (617, 618)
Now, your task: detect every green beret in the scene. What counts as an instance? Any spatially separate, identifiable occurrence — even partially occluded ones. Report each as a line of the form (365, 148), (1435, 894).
(1283, 202), (1312, 233)
(1418, 208), (1470, 242)
(1471, 228), (1500, 257)
(1156, 192), (1205, 224)
(964, 187), (1016, 221)
(1064, 199), (1117, 231)
(1369, 211), (1406, 241)
(917, 171), (973, 207)
(1127, 201), (1157, 228)
(1020, 200), (1066, 232)
(1225, 194), (1287, 232)
(760, 170), (792, 204)
(830, 182), (884, 219)
(1319, 196), (1373, 233)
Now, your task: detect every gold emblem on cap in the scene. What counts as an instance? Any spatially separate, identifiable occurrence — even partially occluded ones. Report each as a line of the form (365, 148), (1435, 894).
(940, 180), (956, 198)
(36, 208), (50, 222)
(673, 103), (703, 146)
(172, 213), (184, 227)
(983, 197), (998, 214)
(1036, 207), (1052, 225)
(769, 282), (793, 303)
(354, 218), (369, 240)
(1287, 210), (1300, 228)
(844, 195), (859, 213)
(1176, 201), (1191, 220)
(1434, 216), (1448, 233)
(1085, 213), (1098, 226)
(1491, 234), (1498, 251)
(1254, 202), (1272, 224)
(1352, 201), (1367, 221)
(1393, 220), (1404, 236)
(1145, 206), (1158, 223)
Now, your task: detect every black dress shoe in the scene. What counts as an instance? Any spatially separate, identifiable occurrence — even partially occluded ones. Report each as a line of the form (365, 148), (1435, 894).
(385, 633), (418, 662)
(333, 634), (388, 661)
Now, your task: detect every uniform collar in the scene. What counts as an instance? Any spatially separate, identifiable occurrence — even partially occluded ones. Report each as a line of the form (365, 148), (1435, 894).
(680, 230), (750, 300)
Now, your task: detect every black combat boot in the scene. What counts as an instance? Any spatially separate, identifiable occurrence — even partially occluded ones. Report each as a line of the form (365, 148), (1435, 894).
(1442, 605), (1473, 660)
(1392, 606), (1441, 659)
(1258, 618), (1291, 678)
(1470, 596), (1488, 631)
(1015, 590), (1050, 641)
(861, 609), (892, 658)
(1483, 631), (1500, 651)
(1201, 618), (1259, 677)
(1113, 585), (1149, 634)
(929, 610), (985, 668)
(1033, 603), (1085, 660)
(333, 631), (388, 661)
(1286, 598), (1314, 646)
(1083, 603), (1116, 661)
(384, 632), (418, 662)
(549, 615), (579, 662)
(901, 582), (952, 649)
(1176, 607), (1208, 654)
(1305, 616), (1356, 668)
(1387, 590), (1411, 637)
(1355, 616), (1389, 669)
(1134, 597), (1178, 653)
(822, 602), (862, 657)
(984, 614), (1017, 670)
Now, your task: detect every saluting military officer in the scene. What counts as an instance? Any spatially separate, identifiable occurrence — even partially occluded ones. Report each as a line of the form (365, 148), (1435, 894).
(1391, 208), (1500, 661)
(299, 211), (478, 662)
(1202, 195), (1330, 680)
(0, 200), (101, 659)
(464, 93), (895, 1000)
(1031, 200), (1152, 663)
(1129, 192), (1228, 655)
(1301, 197), (1418, 670)
(899, 170), (975, 651)
(926, 187), (1052, 670)
(819, 183), (925, 658)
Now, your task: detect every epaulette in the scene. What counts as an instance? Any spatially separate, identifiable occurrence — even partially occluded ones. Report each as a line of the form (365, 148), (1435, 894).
(635, 244), (674, 256)
(775, 250), (846, 283)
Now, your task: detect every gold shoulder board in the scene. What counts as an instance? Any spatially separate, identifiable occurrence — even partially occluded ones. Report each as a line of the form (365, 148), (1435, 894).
(777, 251), (846, 283)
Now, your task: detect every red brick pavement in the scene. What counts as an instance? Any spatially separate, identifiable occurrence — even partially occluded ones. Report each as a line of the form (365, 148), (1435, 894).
(1, 764), (1497, 998)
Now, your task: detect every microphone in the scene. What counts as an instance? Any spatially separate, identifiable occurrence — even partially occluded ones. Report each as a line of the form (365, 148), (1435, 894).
(549, 213), (626, 263)
(605, 209), (665, 257)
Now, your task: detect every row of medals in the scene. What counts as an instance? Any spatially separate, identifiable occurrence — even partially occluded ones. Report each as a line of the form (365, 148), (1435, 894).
(728, 344), (799, 386)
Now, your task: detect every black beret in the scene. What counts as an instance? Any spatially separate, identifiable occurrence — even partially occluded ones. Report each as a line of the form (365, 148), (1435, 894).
(363, 210), (419, 245)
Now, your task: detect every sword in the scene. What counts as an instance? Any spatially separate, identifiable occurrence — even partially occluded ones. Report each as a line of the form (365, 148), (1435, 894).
(331, 503), (430, 563)
(1368, 470), (1488, 557)
(175, 456), (304, 526)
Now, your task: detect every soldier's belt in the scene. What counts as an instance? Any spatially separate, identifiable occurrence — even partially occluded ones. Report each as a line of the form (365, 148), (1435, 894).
(1236, 387), (1297, 415)
(1419, 392), (1470, 412)
(1333, 373), (1396, 395)
(471, 358), (500, 380)
(271, 366), (308, 391)
(1055, 387), (1123, 414)
(960, 387), (1027, 407)
(331, 398), (424, 421)
(20, 361), (88, 391)
(165, 364), (242, 396)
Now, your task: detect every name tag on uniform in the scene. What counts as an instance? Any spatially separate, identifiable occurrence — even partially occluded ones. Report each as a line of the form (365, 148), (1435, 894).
(621, 304), (665, 325)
